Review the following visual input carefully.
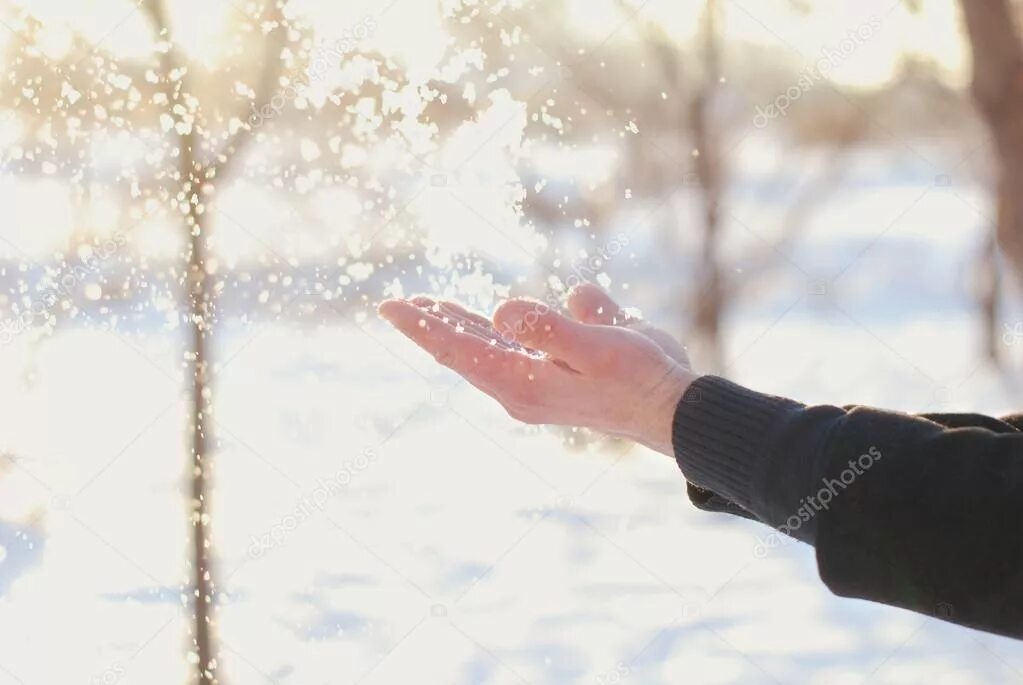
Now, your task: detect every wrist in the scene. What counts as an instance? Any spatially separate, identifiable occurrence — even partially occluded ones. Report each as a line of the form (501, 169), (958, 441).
(634, 366), (699, 457)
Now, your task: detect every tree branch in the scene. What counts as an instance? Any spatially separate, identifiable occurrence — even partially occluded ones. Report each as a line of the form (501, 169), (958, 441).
(210, 0), (288, 180)
(143, 0), (288, 183)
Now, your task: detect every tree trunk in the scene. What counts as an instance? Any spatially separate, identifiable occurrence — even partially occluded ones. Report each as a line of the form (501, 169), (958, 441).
(959, 0), (1023, 288)
(979, 231), (1002, 363)
(184, 174), (216, 685)
(141, 1), (218, 681)
(690, 0), (724, 370)
(141, 1), (286, 679)
(175, 73), (218, 685)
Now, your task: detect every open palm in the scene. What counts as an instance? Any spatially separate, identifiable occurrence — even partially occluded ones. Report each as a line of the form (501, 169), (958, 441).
(378, 284), (696, 456)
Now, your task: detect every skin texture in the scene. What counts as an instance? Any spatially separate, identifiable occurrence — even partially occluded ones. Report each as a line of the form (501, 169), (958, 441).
(378, 283), (699, 457)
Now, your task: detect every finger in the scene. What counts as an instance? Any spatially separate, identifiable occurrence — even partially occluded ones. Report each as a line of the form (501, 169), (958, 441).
(566, 283), (622, 325)
(379, 299), (526, 383)
(436, 300), (494, 330)
(408, 295), (492, 330)
(636, 325), (690, 366)
(492, 298), (603, 372)
(381, 299), (562, 415)
(435, 302), (521, 350)
(409, 295), (437, 309)
(409, 297), (520, 351)
(407, 295), (500, 337)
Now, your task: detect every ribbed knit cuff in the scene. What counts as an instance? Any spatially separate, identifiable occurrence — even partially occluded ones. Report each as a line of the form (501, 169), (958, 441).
(672, 375), (803, 516)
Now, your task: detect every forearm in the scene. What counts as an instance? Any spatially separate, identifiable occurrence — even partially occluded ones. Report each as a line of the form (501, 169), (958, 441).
(671, 376), (831, 542)
(672, 375), (1023, 639)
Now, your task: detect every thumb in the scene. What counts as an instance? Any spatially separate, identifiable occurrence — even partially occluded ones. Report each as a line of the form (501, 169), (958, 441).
(492, 298), (601, 370)
(566, 283), (622, 325)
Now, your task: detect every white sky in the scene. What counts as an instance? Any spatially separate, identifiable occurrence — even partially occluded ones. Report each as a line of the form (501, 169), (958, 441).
(2, 0), (968, 87)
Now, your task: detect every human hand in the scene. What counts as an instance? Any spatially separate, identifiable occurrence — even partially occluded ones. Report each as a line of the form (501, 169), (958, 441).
(378, 284), (698, 457)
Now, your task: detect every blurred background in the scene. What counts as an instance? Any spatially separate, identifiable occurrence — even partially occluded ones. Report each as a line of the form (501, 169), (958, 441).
(1, 0), (1023, 683)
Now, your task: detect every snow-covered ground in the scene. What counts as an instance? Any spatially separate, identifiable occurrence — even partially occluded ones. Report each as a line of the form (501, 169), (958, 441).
(1, 168), (1023, 684)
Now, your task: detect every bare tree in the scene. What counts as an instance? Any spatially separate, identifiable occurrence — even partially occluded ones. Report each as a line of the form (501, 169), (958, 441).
(958, 1), (1023, 286)
(688, 0), (726, 370)
(141, 1), (286, 683)
(978, 231), (1002, 362)
(598, 0), (726, 365)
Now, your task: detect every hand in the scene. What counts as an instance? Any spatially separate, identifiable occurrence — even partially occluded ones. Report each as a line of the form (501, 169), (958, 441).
(377, 284), (699, 457)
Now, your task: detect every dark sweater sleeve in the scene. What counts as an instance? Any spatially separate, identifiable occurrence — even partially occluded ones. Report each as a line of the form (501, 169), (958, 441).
(672, 375), (1023, 640)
